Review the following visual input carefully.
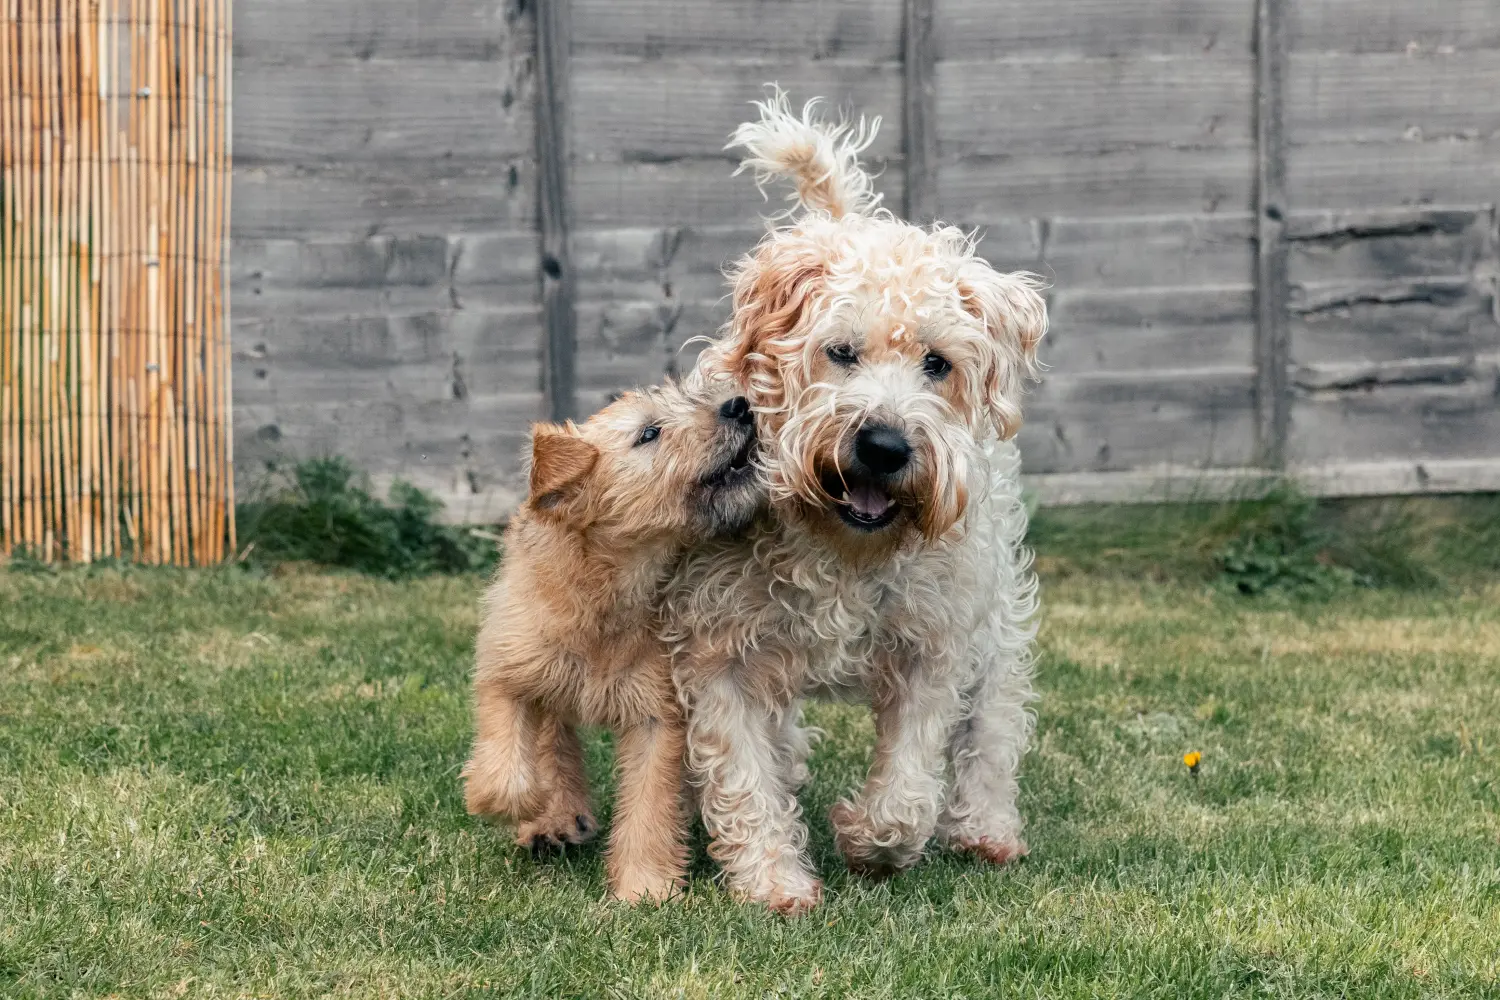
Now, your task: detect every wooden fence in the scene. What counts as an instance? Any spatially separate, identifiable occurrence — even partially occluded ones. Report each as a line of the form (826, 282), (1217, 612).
(0, 0), (232, 563)
(232, 0), (1499, 519)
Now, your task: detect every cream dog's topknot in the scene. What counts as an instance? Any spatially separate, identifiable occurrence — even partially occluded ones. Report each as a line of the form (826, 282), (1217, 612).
(728, 87), (883, 220)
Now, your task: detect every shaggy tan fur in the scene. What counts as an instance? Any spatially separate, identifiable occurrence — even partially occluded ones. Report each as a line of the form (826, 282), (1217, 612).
(462, 383), (761, 902)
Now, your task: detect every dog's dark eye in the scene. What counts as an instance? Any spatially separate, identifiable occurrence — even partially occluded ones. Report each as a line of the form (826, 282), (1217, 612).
(635, 425), (660, 446)
(827, 344), (859, 367)
(922, 352), (952, 379)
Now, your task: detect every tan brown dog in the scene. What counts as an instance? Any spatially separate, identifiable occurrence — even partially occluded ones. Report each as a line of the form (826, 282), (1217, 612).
(462, 382), (761, 902)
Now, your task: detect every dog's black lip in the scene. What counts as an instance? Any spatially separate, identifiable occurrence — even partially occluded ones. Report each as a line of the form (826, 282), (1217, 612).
(821, 469), (902, 532)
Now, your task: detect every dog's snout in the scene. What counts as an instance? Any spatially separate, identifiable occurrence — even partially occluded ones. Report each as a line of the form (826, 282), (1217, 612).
(719, 396), (753, 426)
(854, 424), (911, 476)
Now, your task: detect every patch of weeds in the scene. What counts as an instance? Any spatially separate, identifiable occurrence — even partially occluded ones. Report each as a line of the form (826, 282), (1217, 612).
(236, 457), (499, 578)
(2, 545), (56, 574)
(1211, 485), (1355, 597)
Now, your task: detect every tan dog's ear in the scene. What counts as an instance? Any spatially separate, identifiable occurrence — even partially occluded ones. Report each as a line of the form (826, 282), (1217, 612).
(709, 240), (826, 400)
(958, 266), (1048, 440)
(528, 424), (598, 513)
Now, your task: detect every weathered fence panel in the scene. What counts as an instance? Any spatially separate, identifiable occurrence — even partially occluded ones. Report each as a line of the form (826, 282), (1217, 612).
(229, 0), (1500, 514)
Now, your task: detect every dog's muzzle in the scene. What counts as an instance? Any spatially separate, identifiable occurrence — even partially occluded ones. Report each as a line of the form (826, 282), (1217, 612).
(822, 422), (911, 531)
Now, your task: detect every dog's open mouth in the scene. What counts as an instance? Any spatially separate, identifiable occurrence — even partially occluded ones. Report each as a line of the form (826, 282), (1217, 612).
(822, 470), (900, 531)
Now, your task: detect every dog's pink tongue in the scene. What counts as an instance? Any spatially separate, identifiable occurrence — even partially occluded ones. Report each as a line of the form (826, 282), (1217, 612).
(847, 484), (894, 519)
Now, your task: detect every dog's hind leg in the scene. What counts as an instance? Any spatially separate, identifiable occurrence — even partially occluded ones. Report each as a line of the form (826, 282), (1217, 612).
(683, 669), (822, 914)
(463, 683), (549, 820)
(830, 652), (964, 876)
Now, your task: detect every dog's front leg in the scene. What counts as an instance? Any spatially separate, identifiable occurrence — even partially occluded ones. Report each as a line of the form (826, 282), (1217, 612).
(463, 683), (549, 820)
(937, 655), (1035, 866)
(684, 668), (822, 914)
(608, 712), (689, 903)
(830, 652), (964, 877)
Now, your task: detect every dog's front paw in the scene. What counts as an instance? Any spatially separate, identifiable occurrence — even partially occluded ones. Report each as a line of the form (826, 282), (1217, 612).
(516, 807), (598, 856)
(952, 835), (1028, 867)
(610, 867), (685, 905)
(765, 878), (823, 916)
(829, 800), (925, 878)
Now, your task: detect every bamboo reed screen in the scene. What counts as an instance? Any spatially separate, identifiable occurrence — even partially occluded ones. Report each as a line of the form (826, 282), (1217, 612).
(0, 0), (231, 565)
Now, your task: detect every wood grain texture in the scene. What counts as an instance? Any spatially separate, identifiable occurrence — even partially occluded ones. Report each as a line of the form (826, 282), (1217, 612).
(1253, 0), (1289, 466)
(235, 0), (532, 63)
(1043, 287), (1254, 373)
(939, 147), (1253, 220)
(904, 0), (937, 222)
(1287, 207), (1495, 285)
(1286, 139), (1500, 209)
(1017, 369), (1258, 474)
(573, 158), (905, 226)
(235, 61), (534, 164)
(570, 59), (903, 160)
(1289, 363), (1500, 464)
(1289, 0), (1500, 54)
(232, 163), (536, 239)
(572, 0), (902, 58)
(935, 0), (1253, 58)
(1288, 51), (1500, 145)
(937, 56), (1252, 155)
(536, 0), (576, 421)
(1027, 458), (1500, 505)
(966, 214), (1255, 290)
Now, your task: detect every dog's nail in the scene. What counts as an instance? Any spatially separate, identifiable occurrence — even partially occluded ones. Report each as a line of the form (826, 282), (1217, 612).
(529, 835), (550, 858)
(576, 815), (592, 834)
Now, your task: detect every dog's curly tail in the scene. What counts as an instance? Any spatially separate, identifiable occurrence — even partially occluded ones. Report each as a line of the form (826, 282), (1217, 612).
(728, 86), (881, 219)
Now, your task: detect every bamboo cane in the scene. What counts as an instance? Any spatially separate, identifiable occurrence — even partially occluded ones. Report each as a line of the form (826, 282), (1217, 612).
(59, 0), (80, 561)
(18, 1), (33, 551)
(0, 0), (15, 556)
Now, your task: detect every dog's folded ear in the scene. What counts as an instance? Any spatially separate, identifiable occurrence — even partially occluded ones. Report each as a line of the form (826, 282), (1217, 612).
(528, 424), (599, 514)
(958, 266), (1049, 440)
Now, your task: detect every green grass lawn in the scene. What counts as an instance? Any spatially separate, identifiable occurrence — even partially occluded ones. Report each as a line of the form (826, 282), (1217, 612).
(2, 506), (1499, 998)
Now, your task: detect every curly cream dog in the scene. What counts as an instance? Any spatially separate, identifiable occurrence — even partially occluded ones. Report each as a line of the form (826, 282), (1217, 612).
(668, 90), (1047, 913)
(463, 381), (761, 902)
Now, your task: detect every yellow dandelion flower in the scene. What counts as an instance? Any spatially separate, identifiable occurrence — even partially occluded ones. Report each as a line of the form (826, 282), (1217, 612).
(1183, 751), (1202, 773)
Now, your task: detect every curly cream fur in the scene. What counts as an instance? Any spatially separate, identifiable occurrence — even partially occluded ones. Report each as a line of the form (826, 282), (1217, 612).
(668, 92), (1047, 911)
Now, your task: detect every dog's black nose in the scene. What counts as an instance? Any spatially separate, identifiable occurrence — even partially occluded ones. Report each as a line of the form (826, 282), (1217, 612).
(855, 424), (911, 476)
(719, 396), (753, 426)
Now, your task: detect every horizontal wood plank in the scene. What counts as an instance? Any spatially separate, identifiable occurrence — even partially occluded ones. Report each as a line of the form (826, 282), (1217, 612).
(1290, 279), (1498, 366)
(1286, 138), (1500, 209)
(940, 147), (1254, 220)
(1286, 207), (1495, 285)
(572, 0), (902, 58)
(936, 0), (1252, 58)
(234, 0), (531, 63)
(572, 158), (905, 227)
(1289, 364), (1500, 464)
(571, 59), (903, 160)
(1288, 51), (1500, 145)
(1017, 370), (1257, 473)
(1289, 0), (1500, 53)
(236, 61), (534, 164)
(1027, 458), (1500, 505)
(938, 56), (1252, 155)
(232, 163), (536, 239)
(1043, 287), (1254, 373)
